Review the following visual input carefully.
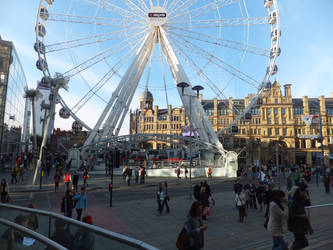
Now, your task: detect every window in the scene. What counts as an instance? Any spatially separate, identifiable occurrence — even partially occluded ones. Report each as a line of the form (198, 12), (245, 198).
(258, 129), (261, 135)
(327, 108), (333, 115)
(274, 108), (278, 115)
(275, 128), (279, 136)
(275, 118), (279, 124)
(282, 118), (286, 124)
(218, 109), (228, 115)
(275, 99), (278, 104)
(205, 109), (214, 116)
(251, 108), (260, 115)
(267, 108), (271, 115)
(281, 108), (286, 115)
(293, 107), (303, 115)
(268, 118), (272, 124)
(0, 72), (6, 83)
(242, 129), (245, 135)
(268, 128), (272, 136)
(283, 128), (287, 136)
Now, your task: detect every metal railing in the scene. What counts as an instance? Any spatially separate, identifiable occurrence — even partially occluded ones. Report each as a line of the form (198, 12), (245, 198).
(305, 203), (333, 219)
(0, 203), (159, 250)
(0, 218), (67, 250)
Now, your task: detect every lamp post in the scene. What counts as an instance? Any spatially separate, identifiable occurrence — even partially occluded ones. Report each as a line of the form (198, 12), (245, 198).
(177, 82), (204, 200)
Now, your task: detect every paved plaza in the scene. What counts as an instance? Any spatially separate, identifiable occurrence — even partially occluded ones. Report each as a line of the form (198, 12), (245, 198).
(2, 168), (333, 250)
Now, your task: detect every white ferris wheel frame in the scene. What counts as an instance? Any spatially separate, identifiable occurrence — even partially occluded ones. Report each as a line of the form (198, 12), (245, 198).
(35, 0), (281, 169)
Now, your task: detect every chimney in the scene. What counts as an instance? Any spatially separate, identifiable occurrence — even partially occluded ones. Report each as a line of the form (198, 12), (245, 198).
(284, 84), (291, 97)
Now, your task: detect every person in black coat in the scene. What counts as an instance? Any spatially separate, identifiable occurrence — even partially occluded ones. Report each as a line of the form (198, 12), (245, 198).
(72, 171), (79, 192)
(288, 187), (312, 250)
(193, 182), (201, 201)
(61, 190), (74, 218)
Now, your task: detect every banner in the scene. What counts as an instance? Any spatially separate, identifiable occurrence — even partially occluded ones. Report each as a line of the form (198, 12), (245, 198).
(182, 125), (199, 137)
(301, 115), (319, 126)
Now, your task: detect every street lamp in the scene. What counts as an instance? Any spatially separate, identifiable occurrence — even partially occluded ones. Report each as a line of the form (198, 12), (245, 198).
(177, 82), (204, 200)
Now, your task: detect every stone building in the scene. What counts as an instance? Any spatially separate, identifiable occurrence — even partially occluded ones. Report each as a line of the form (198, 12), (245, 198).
(130, 81), (333, 167)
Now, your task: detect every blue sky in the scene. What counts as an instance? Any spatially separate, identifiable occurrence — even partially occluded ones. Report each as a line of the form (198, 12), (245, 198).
(1, 0), (332, 133)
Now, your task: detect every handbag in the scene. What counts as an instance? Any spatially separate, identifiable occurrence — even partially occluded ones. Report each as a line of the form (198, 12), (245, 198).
(176, 227), (189, 250)
(203, 206), (211, 216)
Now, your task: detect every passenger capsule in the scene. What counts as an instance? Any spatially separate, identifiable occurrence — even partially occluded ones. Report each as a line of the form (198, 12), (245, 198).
(35, 23), (46, 37)
(34, 41), (46, 54)
(40, 7), (49, 21)
(264, 0), (273, 8)
(36, 59), (48, 71)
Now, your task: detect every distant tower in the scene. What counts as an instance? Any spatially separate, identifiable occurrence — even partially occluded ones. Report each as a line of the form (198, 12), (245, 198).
(140, 88), (154, 110)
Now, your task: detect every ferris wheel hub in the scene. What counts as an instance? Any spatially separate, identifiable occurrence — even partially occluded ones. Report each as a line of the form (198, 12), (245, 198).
(148, 6), (167, 27)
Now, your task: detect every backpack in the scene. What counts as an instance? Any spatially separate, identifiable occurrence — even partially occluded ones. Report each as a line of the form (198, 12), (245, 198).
(176, 227), (189, 250)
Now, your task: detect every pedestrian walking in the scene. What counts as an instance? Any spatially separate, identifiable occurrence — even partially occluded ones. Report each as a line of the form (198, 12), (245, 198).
(264, 184), (274, 218)
(83, 169), (89, 187)
(11, 164), (19, 184)
(248, 180), (257, 209)
(183, 201), (208, 250)
(184, 166), (188, 179)
(323, 175), (330, 194)
(193, 182), (201, 201)
(208, 167), (212, 178)
(199, 186), (209, 220)
(18, 165), (24, 183)
(288, 184), (312, 250)
(126, 167), (132, 186)
(64, 171), (71, 191)
(54, 172), (61, 192)
(72, 171), (79, 192)
(267, 190), (288, 250)
(159, 182), (170, 214)
(176, 166), (181, 179)
(135, 167), (139, 184)
(156, 182), (162, 212)
(140, 167), (146, 184)
(61, 190), (74, 218)
(235, 187), (247, 223)
(122, 165), (128, 180)
(1, 178), (9, 203)
(73, 187), (87, 221)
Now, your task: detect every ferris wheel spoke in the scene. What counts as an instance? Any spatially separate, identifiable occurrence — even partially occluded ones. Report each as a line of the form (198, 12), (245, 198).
(48, 13), (145, 26)
(83, 0), (146, 23)
(167, 28), (269, 57)
(123, 0), (148, 17)
(45, 27), (144, 53)
(171, 40), (242, 115)
(169, 38), (228, 101)
(168, 0), (199, 17)
(62, 29), (148, 79)
(169, 34), (259, 89)
(71, 42), (140, 114)
(168, 0), (240, 22)
(167, 16), (270, 28)
(135, 0), (149, 11)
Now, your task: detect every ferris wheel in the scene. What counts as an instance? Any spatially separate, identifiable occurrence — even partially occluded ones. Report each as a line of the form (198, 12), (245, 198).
(35, 0), (280, 155)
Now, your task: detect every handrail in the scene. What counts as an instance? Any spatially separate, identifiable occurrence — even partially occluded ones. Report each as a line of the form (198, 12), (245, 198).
(0, 203), (159, 250)
(0, 218), (67, 250)
(305, 203), (333, 209)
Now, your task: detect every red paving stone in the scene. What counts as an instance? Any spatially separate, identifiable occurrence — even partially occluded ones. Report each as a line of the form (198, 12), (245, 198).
(47, 191), (130, 233)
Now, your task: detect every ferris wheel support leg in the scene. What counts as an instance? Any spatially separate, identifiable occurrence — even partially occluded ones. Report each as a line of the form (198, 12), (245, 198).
(84, 33), (154, 147)
(101, 33), (155, 139)
(32, 87), (60, 186)
(159, 27), (228, 152)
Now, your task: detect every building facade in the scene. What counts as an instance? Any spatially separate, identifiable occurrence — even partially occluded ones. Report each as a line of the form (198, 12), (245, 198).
(130, 81), (333, 167)
(0, 37), (28, 159)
